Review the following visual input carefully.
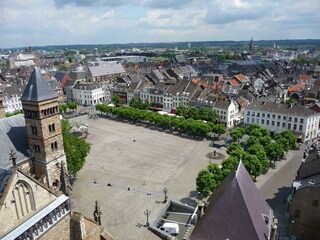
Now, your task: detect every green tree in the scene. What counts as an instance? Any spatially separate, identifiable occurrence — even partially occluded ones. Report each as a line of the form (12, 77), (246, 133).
(59, 103), (67, 113)
(196, 169), (217, 197)
(207, 110), (218, 123)
(227, 142), (242, 154)
(61, 120), (91, 177)
(221, 156), (239, 170)
(277, 130), (296, 149)
(211, 124), (226, 137)
(112, 95), (121, 106)
(245, 123), (261, 135)
(53, 60), (60, 66)
(176, 104), (187, 117)
(186, 107), (199, 120)
(66, 102), (78, 111)
(60, 64), (68, 71)
(207, 163), (224, 183)
(230, 127), (245, 142)
(198, 108), (209, 121)
(243, 153), (263, 181)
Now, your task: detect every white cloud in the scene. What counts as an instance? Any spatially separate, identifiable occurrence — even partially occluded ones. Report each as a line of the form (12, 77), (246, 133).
(0, 0), (319, 48)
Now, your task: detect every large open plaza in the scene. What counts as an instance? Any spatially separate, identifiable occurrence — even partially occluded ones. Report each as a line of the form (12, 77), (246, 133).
(70, 115), (220, 239)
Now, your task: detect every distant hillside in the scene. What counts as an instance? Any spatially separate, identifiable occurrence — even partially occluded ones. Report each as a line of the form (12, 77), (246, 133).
(4, 39), (320, 51)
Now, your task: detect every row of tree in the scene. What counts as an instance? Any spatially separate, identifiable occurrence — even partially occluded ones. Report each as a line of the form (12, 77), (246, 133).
(59, 102), (78, 113)
(196, 123), (297, 197)
(96, 103), (226, 137)
(129, 97), (151, 110)
(61, 120), (91, 177)
(176, 105), (218, 123)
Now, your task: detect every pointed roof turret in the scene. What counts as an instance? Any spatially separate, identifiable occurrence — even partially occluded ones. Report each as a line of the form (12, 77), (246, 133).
(191, 161), (273, 240)
(21, 67), (57, 102)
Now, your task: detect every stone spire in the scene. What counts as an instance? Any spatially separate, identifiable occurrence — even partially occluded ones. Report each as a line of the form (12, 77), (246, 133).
(93, 200), (103, 225)
(21, 67), (57, 102)
(60, 162), (72, 196)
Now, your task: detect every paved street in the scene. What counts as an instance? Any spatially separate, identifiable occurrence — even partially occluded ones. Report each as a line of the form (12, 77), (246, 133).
(258, 146), (306, 240)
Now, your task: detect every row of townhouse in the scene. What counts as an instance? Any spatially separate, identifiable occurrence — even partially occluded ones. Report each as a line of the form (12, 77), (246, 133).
(244, 102), (320, 142)
(71, 76), (245, 128)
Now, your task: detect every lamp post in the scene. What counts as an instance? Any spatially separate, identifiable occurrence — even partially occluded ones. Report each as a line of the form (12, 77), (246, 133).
(163, 187), (168, 203)
(144, 209), (151, 227)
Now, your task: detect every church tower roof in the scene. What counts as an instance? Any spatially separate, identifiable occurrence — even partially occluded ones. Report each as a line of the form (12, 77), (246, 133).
(21, 67), (57, 102)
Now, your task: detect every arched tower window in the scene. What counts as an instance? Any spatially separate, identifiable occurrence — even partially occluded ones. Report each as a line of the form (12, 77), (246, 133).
(12, 180), (36, 220)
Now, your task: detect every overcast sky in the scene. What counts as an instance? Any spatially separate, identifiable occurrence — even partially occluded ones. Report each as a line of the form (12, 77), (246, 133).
(1, 0), (320, 48)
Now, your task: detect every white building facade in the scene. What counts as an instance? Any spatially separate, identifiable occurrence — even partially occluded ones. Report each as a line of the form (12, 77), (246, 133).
(244, 102), (320, 142)
(72, 82), (105, 106)
(2, 85), (25, 114)
(213, 100), (240, 128)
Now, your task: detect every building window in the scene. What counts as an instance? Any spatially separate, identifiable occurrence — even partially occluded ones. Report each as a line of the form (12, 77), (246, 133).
(294, 209), (300, 218)
(257, 113), (260, 117)
(49, 123), (55, 132)
(312, 199), (319, 208)
(283, 116), (286, 120)
(51, 141), (58, 150)
(282, 123), (286, 128)
(278, 115), (281, 120)
(294, 118), (298, 123)
(288, 123), (291, 129)
(261, 119), (265, 124)
(300, 119), (304, 124)
(299, 125), (303, 132)
(272, 121), (275, 125)
(289, 117), (292, 122)
(277, 122), (280, 127)
(272, 114), (275, 119)
(267, 120), (270, 125)
(31, 126), (37, 135)
(267, 114), (270, 118)
(262, 113), (265, 117)
(34, 144), (40, 152)
(293, 124), (297, 131)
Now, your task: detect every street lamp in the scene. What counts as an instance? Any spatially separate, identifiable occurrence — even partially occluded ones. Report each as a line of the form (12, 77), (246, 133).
(144, 209), (151, 227)
(163, 187), (168, 203)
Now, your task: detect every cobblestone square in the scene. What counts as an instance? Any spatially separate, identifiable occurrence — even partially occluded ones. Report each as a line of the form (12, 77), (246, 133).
(70, 115), (219, 239)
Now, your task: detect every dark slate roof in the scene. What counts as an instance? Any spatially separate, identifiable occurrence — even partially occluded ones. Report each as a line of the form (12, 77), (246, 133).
(0, 114), (29, 168)
(69, 71), (86, 81)
(190, 161), (272, 240)
(246, 102), (318, 117)
(213, 100), (230, 109)
(0, 168), (12, 196)
(21, 67), (57, 102)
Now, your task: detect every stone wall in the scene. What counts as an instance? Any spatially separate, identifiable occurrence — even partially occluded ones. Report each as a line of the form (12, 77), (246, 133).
(39, 214), (71, 240)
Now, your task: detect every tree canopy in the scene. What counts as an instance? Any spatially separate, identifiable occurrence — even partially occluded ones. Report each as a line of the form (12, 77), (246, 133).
(61, 120), (91, 177)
